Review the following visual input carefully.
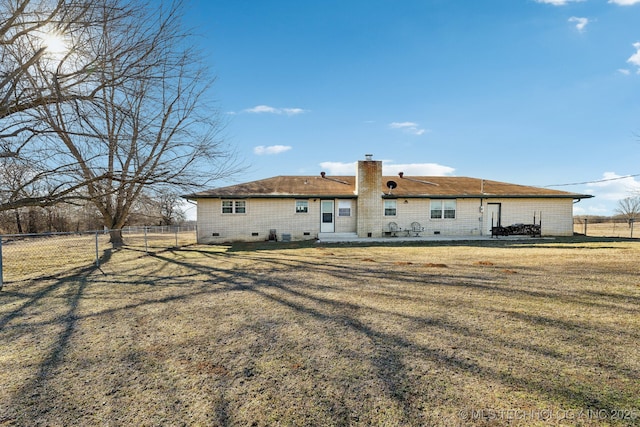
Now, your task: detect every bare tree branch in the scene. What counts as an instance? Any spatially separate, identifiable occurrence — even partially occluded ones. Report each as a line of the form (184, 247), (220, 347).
(615, 196), (640, 225)
(2, 0), (240, 246)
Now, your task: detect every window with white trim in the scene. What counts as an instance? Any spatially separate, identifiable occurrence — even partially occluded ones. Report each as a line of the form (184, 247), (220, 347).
(384, 200), (397, 216)
(338, 200), (351, 217)
(295, 200), (309, 213)
(222, 200), (246, 214)
(430, 199), (456, 219)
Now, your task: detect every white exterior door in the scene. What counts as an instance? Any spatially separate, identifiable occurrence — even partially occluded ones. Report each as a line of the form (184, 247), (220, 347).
(486, 203), (501, 235)
(320, 200), (335, 232)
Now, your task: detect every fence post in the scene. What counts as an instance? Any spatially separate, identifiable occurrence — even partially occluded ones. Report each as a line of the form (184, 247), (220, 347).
(95, 231), (100, 267)
(583, 218), (588, 236)
(144, 227), (148, 253)
(0, 236), (4, 291)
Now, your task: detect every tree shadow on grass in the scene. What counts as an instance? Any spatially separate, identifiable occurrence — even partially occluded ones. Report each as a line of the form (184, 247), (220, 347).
(0, 270), (92, 423)
(2, 245), (638, 425)
(0, 249), (119, 423)
(0, 246), (111, 330)
(235, 275), (637, 423)
(152, 247), (640, 424)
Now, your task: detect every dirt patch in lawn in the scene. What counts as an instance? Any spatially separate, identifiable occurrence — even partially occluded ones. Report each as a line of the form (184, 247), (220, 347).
(1, 240), (639, 426)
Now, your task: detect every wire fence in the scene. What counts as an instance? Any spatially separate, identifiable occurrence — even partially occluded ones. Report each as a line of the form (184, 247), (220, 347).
(573, 219), (636, 239)
(0, 226), (197, 288)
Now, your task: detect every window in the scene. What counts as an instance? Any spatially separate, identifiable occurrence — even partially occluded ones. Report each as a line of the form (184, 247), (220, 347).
(384, 200), (397, 216)
(295, 200), (309, 213)
(338, 200), (351, 217)
(443, 200), (456, 218)
(222, 200), (246, 214)
(431, 200), (456, 219)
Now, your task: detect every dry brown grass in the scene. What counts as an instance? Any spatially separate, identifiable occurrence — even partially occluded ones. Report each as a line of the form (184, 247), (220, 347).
(1, 239), (639, 426)
(1, 231), (196, 282)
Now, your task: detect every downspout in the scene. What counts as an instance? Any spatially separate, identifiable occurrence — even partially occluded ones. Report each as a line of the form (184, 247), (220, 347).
(479, 198), (484, 236)
(479, 179), (486, 236)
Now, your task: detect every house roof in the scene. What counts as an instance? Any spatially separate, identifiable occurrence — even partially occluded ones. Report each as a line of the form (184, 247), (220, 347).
(184, 175), (593, 200)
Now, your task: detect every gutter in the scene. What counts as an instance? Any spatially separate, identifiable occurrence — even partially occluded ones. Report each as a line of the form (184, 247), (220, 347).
(184, 193), (594, 201)
(183, 194), (358, 200)
(382, 194), (594, 200)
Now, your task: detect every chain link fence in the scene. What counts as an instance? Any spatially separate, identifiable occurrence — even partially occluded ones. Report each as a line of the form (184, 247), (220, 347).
(0, 226), (197, 288)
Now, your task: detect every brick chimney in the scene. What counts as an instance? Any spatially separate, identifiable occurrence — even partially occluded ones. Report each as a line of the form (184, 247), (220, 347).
(356, 154), (383, 237)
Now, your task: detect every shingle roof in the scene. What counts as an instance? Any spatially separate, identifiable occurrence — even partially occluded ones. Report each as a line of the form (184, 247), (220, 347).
(185, 175), (592, 200)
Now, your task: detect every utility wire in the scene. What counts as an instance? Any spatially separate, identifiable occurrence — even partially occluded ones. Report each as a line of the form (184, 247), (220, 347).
(544, 173), (640, 188)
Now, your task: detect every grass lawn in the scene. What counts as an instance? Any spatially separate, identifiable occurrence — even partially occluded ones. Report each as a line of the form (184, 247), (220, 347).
(1, 238), (639, 426)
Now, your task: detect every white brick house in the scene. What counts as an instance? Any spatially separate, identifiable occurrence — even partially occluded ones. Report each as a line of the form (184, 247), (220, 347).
(184, 155), (592, 243)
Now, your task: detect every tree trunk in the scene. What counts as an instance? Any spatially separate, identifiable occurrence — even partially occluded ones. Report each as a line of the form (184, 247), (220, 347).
(27, 209), (37, 233)
(109, 228), (124, 248)
(15, 210), (22, 233)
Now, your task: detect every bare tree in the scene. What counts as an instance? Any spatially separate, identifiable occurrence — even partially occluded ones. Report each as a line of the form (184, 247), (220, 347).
(1, 0), (112, 154)
(0, 155), (98, 212)
(157, 189), (186, 226)
(34, 0), (236, 246)
(122, 190), (185, 226)
(2, 0), (238, 245)
(0, 158), (36, 231)
(615, 196), (640, 226)
(1, 0), (126, 209)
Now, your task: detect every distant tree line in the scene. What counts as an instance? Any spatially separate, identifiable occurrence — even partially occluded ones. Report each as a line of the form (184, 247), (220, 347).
(0, 190), (189, 234)
(574, 196), (640, 226)
(574, 215), (633, 224)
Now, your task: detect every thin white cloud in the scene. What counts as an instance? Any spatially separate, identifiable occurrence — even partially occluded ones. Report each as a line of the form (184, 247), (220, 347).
(627, 42), (640, 72)
(609, 0), (640, 5)
(282, 108), (306, 115)
(243, 105), (308, 115)
(568, 17), (589, 32)
(618, 68), (631, 75)
(389, 122), (418, 128)
(245, 105), (277, 114)
(535, 0), (585, 5)
(586, 172), (640, 201)
(573, 203), (611, 215)
(318, 160), (455, 176)
(319, 161), (357, 175)
(388, 122), (428, 136)
(384, 162), (455, 176)
(253, 145), (292, 155)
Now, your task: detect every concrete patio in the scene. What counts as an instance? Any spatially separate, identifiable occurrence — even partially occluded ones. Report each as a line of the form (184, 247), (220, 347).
(315, 232), (547, 243)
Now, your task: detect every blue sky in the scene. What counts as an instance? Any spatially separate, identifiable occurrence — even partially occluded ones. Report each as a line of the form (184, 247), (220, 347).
(183, 0), (640, 218)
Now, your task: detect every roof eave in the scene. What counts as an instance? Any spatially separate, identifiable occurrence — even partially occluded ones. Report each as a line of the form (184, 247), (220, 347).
(383, 194), (593, 199)
(183, 193), (357, 199)
(185, 191), (594, 200)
